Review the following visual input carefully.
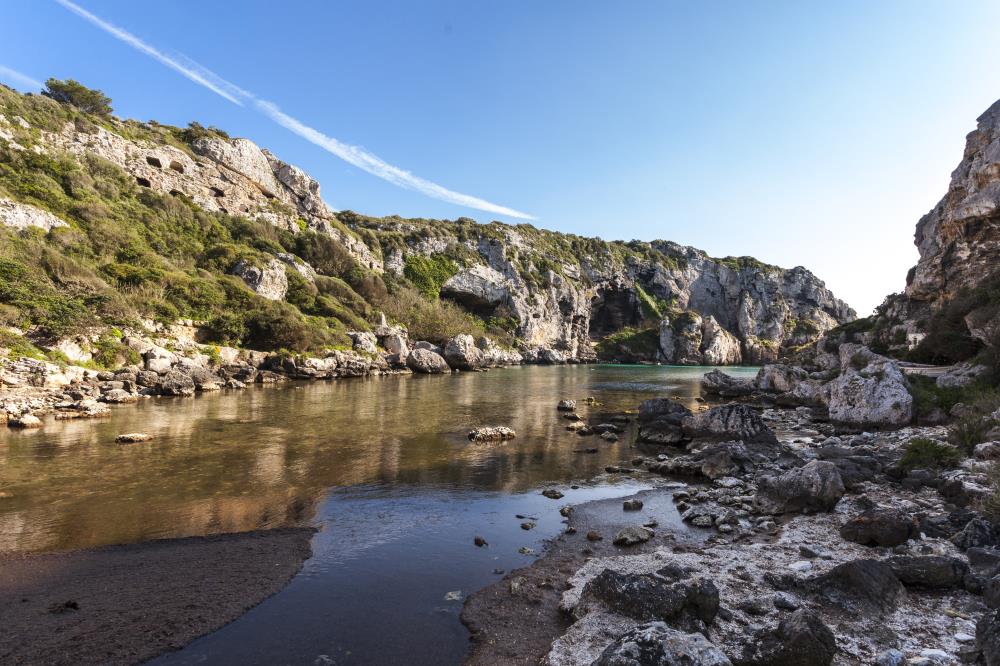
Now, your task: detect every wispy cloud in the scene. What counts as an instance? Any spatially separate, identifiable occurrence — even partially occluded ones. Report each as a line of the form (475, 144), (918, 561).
(55, 0), (245, 105)
(0, 65), (43, 91)
(54, 0), (536, 220)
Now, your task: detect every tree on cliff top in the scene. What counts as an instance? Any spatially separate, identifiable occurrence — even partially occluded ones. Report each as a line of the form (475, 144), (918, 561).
(42, 78), (113, 117)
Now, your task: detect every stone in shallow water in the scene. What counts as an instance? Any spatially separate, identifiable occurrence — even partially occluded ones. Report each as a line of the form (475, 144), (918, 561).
(613, 526), (654, 546)
(115, 433), (152, 443)
(467, 426), (515, 442)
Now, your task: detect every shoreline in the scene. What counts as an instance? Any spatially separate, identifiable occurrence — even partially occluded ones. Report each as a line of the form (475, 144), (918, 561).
(0, 527), (316, 666)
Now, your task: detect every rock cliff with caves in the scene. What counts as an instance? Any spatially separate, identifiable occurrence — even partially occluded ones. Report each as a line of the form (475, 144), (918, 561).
(0, 82), (853, 367)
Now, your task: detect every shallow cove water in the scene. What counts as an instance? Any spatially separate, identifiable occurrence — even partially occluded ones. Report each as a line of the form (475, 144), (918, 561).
(0, 364), (757, 665)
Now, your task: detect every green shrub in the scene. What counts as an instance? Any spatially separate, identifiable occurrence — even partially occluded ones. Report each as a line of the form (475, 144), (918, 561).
(42, 79), (113, 117)
(899, 438), (962, 471)
(403, 254), (459, 299)
(596, 327), (660, 361)
(91, 333), (140, 369)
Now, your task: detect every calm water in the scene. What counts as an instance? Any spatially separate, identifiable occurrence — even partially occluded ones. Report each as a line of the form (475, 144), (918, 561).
(0, 364), (758, 665)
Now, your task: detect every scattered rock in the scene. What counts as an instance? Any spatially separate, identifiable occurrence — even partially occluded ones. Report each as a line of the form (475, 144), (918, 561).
(542, 489), (565, 500)
(557, 400), (577, 412)
(474, 536), (488, 547)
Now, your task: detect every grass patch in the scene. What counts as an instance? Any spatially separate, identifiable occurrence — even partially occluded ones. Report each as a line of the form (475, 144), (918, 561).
(899, 437), (962, 472)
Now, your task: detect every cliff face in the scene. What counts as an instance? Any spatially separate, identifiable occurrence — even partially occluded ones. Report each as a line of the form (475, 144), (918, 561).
(360, 218), (854, 363)
(0, 85), (854, 363)
(862, 98), (1000, 362)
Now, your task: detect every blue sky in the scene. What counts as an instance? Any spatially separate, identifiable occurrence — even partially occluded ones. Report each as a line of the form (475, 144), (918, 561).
(4, 1), (1000, 314)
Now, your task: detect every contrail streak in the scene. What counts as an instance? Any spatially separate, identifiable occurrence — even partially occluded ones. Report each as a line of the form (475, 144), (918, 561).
(0, 65), (43, 91)
(54, 0), (536, 220)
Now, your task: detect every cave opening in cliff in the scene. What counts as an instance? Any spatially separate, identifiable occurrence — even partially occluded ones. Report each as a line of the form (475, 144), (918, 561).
(589, 288), (643, 338)
(145, 156), (162, 168)
(135, 177), (151, 188)
(210, 186), (225, 197)
(168, 160), (185, 174)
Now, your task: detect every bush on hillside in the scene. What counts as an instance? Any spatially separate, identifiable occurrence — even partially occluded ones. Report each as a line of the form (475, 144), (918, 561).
(42, 79), (113, 117)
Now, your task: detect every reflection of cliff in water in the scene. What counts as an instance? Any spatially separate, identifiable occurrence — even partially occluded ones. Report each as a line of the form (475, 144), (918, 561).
(0, 364), (757, 554)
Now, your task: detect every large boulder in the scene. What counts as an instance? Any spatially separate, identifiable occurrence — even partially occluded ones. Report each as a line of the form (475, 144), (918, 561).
(681, 404), (777, 444)
(977, 611), (1000, 666)
(755, 364), (809, 393)
(885, 555), (968, 589)
(593, 622), (732, 666)
(755, 461), (845, 514)
(739, 610), (836, 666)
(581, 566), (719, 632)
(406, 348), (450, 374)
(840, 509), (918, 547)
(806, 559), (905, 615)
(229, 258), (288, 301)
(827, 346), (913, 427)
(701, 370), (754, 397)
(159, 370), (195, 397)
(444, 334), (484, 370)
(637, 398), (692, 445)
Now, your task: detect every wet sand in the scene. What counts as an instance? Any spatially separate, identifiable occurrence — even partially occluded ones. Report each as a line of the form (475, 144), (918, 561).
(461, 488), (702, 665)
(0, 527), (315, 665)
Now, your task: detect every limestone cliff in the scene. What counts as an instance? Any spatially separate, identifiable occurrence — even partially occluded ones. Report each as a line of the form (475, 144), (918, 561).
(0, 83), (853, 363)
(857, 98), (1000, 363)
(356, 217), (854, 363)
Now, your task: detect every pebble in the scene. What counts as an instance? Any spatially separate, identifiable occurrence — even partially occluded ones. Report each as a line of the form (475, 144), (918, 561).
(542, 489), (564, 500)
(518, 547), (535, 555)
(586, 531), (603, 541)
(521, 522), (536, 530)
(474, 536), (488, 547)
(623, 499), (643, 511)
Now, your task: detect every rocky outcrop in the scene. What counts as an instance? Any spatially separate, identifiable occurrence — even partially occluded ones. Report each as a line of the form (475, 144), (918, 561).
(229, 258), (288, 301)
(754, 461), (845, 514)
(827, 345), (913, 427)
(868, 96), (1000, 358)
(0, 198), (69, 231)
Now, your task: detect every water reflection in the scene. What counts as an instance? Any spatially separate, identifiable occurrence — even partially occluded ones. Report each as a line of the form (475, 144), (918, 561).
(0, 364), (757, 553)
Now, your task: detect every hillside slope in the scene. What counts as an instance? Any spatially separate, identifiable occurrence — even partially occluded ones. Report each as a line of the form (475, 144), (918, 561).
(0, 82), (853, 365)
